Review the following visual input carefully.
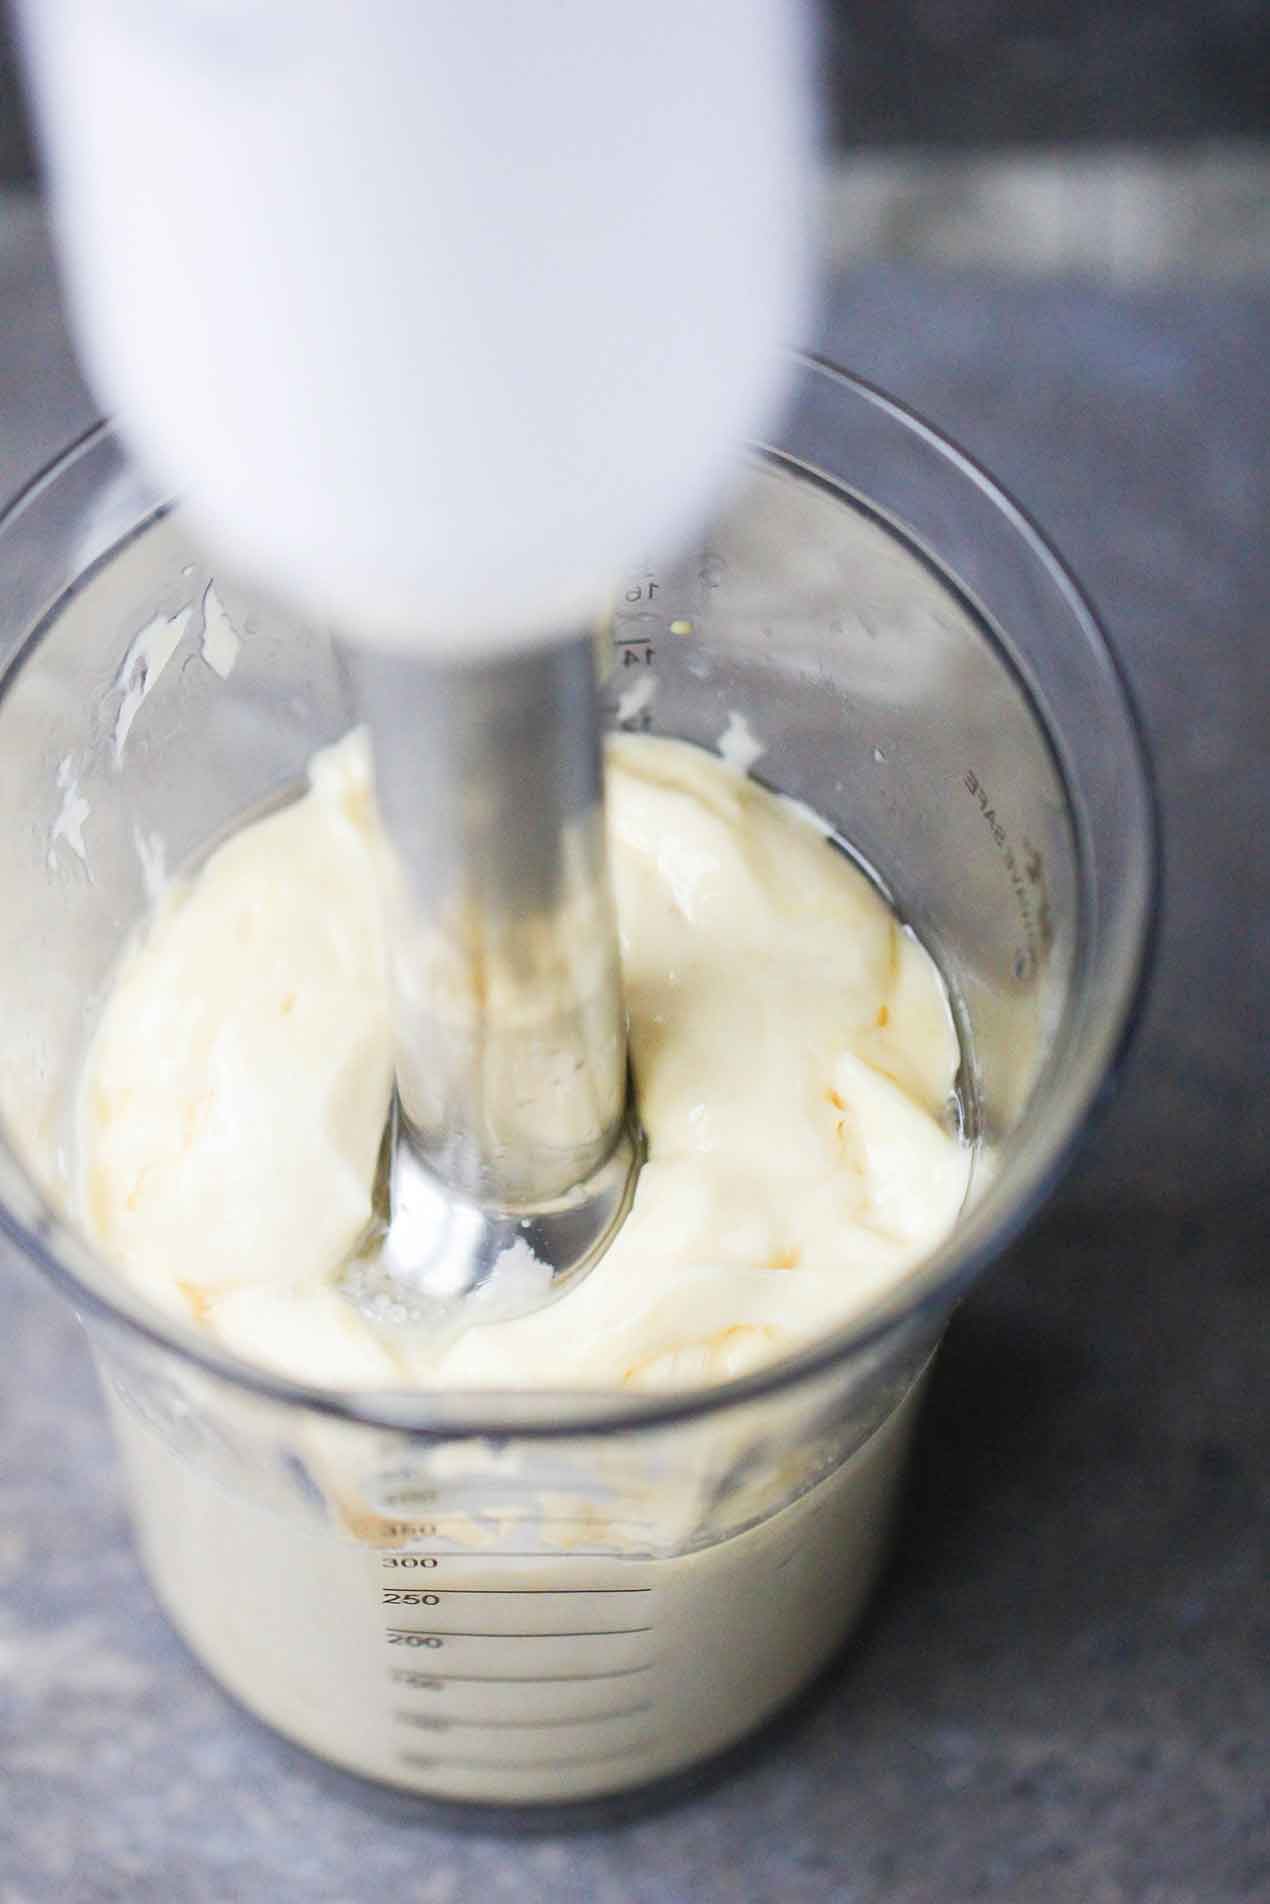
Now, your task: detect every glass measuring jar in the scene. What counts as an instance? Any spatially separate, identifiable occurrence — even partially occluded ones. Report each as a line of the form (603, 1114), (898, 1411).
(0, 361), (1156, 1813)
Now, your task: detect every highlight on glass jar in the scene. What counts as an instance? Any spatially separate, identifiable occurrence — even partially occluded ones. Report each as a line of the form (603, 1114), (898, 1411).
(0, 360), (1156, 1812)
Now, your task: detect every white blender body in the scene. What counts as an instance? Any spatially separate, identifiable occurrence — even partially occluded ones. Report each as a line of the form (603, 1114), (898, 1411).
(18, 0), (812, 653)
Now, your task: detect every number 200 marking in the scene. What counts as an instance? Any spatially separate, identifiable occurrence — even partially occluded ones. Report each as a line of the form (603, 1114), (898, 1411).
(388, 1633), (443, 1649)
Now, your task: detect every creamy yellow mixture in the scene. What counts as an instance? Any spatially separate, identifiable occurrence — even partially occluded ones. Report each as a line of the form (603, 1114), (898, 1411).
(79, 733), (968, 1391)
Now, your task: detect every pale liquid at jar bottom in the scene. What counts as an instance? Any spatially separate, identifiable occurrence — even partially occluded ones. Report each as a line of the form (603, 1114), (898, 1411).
(104, 1374), (927, 1805)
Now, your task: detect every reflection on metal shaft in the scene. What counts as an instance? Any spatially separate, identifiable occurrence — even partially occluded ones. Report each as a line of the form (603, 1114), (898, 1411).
(346, 633), (634, 1298)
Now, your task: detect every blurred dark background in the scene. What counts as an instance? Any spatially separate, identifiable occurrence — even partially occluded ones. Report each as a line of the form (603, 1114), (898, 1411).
(1, 0), (1268, 180)
(819, 0), (1270, 148)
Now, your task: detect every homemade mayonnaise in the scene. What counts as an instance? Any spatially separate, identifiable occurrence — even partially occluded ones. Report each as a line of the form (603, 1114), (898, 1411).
(80, 731), (968, 1388)
(78, 731), (970, 1802)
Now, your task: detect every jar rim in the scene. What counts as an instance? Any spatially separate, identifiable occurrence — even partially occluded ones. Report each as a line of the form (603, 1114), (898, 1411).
(0, 361), (1160, 1441)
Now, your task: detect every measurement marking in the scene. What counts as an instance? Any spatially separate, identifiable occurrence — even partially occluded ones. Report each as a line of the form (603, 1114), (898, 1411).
(395, 1527), (658, 1540)
(402, 1586), (653, 1596)
(396, 1549), (655, 1560)
(387, 1626), (654, 1640)
(400, 1741), (649, 1772)
(385, 1666), (655, 1684)
(393, 1704), (651, 1729)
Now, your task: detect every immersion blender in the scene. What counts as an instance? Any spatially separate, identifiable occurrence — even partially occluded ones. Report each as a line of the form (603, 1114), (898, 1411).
(17, 0), (812, 1305)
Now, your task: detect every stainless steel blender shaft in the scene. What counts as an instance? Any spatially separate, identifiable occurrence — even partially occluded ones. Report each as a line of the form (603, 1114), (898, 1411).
(345, 635), (638, 1303)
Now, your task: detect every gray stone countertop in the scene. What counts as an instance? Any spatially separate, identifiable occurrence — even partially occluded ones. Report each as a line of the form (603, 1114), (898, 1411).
(1, 205), (1267, 1902)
